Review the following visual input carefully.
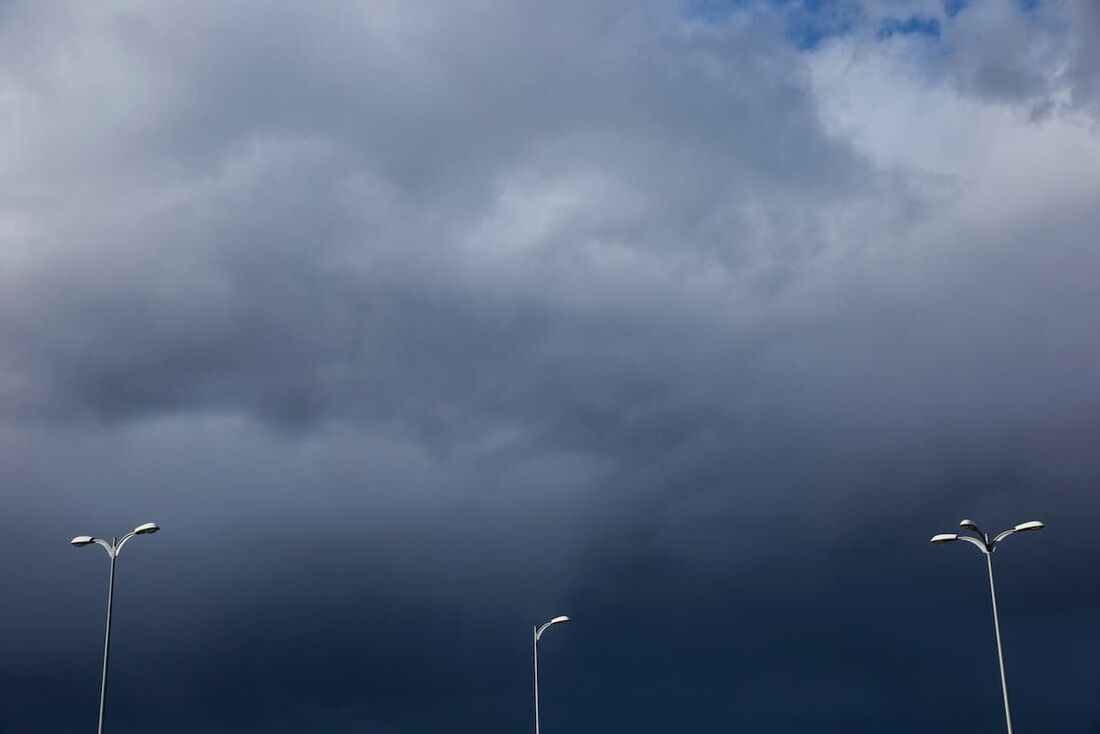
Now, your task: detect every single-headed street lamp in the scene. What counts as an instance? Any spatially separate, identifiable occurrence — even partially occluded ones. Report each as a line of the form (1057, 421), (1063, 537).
(533, 615), (570, 734)
(931, 519), (1043, 734)
(71, 522), (160, 734)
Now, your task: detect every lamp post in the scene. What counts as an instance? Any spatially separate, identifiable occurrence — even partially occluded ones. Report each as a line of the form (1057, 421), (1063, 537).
(71, 522), (160, 734)
(930, 519), (1044, 734)
(533, 615), (570, 734)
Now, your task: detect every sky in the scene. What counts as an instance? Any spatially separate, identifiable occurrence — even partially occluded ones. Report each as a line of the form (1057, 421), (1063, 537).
(1, 0), (1100, 731)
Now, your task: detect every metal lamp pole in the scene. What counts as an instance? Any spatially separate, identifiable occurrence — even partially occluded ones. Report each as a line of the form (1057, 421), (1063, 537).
(71, 522), (160, 734)
(931, 518), (1044, 734)
(533, 615), (570, 734)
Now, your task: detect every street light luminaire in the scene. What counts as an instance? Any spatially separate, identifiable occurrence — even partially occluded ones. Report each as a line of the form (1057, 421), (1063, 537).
(533, 614), (570, 734)
(71, 523), (160, 734)
(930, 518), (1044, 734)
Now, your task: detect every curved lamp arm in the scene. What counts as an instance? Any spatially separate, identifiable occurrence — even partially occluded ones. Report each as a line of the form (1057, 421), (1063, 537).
(72, 537), (117, 557)
(114, 532), (138, 556)
(992, 520), (1044, 550)
(930, 534), (990, 554)
(116, 522), (160, 555)
(536, 615), (571, 641)
(957, 535), (990, 554)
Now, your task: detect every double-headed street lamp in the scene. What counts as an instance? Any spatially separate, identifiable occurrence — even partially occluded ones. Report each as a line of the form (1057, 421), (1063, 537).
(931, 519), (1044, 734)
(533, 615), (570, 734)
(71, 522), (160, 734)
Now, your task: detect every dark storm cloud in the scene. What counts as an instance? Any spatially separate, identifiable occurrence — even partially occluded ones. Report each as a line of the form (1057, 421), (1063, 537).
(2, 1), (1100, 732)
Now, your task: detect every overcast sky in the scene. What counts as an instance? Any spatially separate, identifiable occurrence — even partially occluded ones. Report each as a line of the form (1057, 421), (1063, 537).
(2, 1), (1100, 732)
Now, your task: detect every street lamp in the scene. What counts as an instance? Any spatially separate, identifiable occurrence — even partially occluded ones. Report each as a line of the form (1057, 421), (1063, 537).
(533, 615), (570, 734)
(930, 519), (1043, 734)
(71, 522), (160, 734)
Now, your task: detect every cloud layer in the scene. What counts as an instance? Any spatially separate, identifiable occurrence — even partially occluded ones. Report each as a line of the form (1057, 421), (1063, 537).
(2, 1), (1100, 731)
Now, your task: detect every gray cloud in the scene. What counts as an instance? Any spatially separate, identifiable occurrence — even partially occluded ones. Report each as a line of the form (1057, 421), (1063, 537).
(1, 1), (1100, 731)
(857, 0), (1100, 116)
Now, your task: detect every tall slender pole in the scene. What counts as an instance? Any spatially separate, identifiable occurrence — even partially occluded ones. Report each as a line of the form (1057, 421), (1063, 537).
(98, 541), (117, 734)
(533, 626), (540, 734)
(986, 553), (1013, 734)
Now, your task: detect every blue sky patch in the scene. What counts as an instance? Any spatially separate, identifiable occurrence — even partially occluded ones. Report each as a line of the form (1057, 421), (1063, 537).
(682, 0), (1045, 49)
(877, 14), (941, 39)
(943, 0), (969, 17)
(682, 0), (864, 49)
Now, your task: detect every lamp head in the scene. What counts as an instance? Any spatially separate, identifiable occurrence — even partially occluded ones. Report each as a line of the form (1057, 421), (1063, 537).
(1014, 520), (1044, 533)
(930, 533), (959, 544)
(70, 536), (95, 548)
(959, 519), (979, 532)
(549, 615), (570, 625)
(133, 522), (160, 536)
